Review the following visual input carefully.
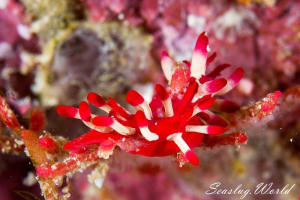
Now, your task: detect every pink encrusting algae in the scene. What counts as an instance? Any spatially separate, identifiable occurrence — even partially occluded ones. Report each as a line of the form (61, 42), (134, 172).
(50, 32), (246, 167)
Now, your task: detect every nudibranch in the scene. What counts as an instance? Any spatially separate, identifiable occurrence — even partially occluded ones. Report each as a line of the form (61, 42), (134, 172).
(57, 32), (244, 166)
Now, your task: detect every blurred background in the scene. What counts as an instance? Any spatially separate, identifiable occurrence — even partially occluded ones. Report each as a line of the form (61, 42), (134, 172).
(0, 0), (299, 199)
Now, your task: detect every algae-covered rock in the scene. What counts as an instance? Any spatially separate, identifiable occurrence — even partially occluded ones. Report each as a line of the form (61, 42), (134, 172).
(33, 21), (154, 106)
(21, 0), (84, 41)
